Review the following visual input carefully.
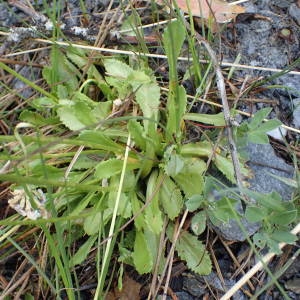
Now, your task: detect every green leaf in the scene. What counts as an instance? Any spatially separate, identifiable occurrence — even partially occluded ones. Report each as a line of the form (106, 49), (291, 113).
(245, 206), (268, 222)
(31, 97), (57, 108)
(164, 151), (184, 176)
(210, 197), (239, 223)
(84, 209), (111, 235)
(166, 85), (187, 141)
(135, 82), (160, 133)
(19, 110), (55, 126)
(253, 232), (266, 249)
(185, 194), (204, 212)
(144, 170), (164, 234)
(213, 154), (236, 183)
(174, 230), (212, 275)
(191, 211), (206, 235)
(69, 235), (97, 267)
(133, 230), (153, 274)
(248, 107), (272, 130)
(183, 112), (226, 126)
(94, 158), (139, 180)
(271, 210), (297, 226)
(160, 175), (183, 220)
(256, 191), (285, 212)
(131, 192), (146, 230)
(163, 20), (185, 80)
(78, 130), (124, 153)
(128, 120), (147, 150)
(270, 230), (297, 244)
(247, 132), (269, 144)
(180, 141), (212, 157)
(172, 157), (206, 197)
(104, 59), (133, 79)
(248, 119), (282, 144)
(57, 102), (85, 130)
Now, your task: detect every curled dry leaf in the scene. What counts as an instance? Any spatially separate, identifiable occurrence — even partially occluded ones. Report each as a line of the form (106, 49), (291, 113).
(157, 0), (245, 23)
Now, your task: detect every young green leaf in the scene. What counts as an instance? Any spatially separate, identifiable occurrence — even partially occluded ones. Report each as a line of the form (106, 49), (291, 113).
(94, 158), (139, 180)
(103, 59), (133, 79)
(183, 112), (226, 126)
(191, 211), (206, 235)
(133, 230), (153, 274)
(160, 174), (183, 220)
(144, 170), (164, 234)
(69, 235), (97, 267)
(172, 157), (206, 197)
(175, 230), (211, 275)
(185, 194), (205, 212)
(245, 206), (269, 222)
(128, 119), (147, 150)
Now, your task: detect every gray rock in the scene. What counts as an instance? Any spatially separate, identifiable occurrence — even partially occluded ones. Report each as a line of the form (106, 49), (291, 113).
(292, 98), (300, 128)
(212, 142), (295, 241)
(183, 276), (206, 297)
(289, 3), (300, 25)
(184, 272), (247, 300)
(246, 143), (294, 200)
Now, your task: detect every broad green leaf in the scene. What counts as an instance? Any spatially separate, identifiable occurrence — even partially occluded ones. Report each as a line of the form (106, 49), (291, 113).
(247, 132), (269, 144)
(128, 120), (146, 150)
(248, 119), (282, 144)
(31, 97), (57, 108)
(181, 141), (212, 157)
(253, 232), (267, 249)
(57, 104), (85, 131)
(191, 211), (206, 235)
(248, 107), (272, 130)
(108, 191), (132, 218)
(162, 20), (185, 78)
(94, 158), (139, 180)
(66, 46), (88, 68)
(133, 230), (153, 274)
(174, 230), (211, 275)
(172, 157), (206, 197)
(183, 112), (226, 126)
(271, 210), (297, 226)
(92, 101), (112, 120)
(69, 235), (97, 267)
(131, 192), (146, 230)
(84, 209), (111, 235)
(78, 130), (124, 153)
(160, 175), (183, 220)
(210, 197), (239, 223)
(128, 70), (151, 88)
(19, 110), (55, 126)
(144, 229), (165, 274)
(185, 194), (205, 212)
(213, 154), (236, 183)
(270, 230), (297, 244)
(245, 206), (268, 222)
(256, 191), (285, 212)
(164, 151), (184, 176)
(144, 170), (163, 234)
(104, 59), (133, 79)
(166, 85), (187, 141)
(72, 91), (98, 107)
(73, 101), (97, 125)
(135, 82), (160, 133)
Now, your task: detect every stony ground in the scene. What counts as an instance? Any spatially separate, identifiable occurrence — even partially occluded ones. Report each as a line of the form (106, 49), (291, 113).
(0, 0), (299, 299)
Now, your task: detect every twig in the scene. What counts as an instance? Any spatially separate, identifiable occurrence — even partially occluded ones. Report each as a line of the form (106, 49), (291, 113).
(1, 31), (299, 75)
(183, 19), (245, 192)
(220, 222), (300, 300)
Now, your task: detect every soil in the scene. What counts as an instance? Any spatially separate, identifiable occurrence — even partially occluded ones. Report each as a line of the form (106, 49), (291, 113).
(0, 0), (299, 299)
